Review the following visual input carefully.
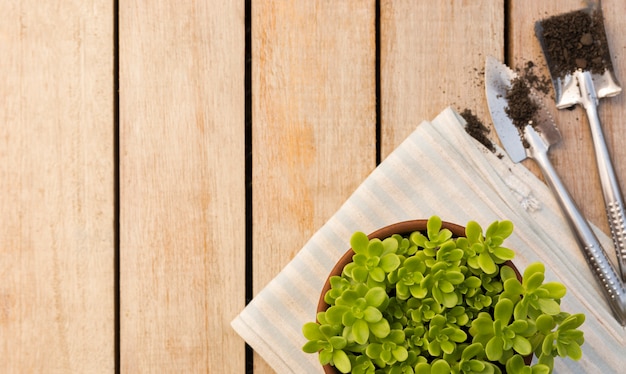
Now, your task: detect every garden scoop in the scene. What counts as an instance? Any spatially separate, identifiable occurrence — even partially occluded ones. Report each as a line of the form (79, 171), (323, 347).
(485, 56), (626, 326)
(535, 4), (626, 282)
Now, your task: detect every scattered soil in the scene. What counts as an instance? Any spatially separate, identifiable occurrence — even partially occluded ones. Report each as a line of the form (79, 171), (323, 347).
(538, 8), (612, 78)
(517, 61), (552, 95)
(461, 109), (495, 152)
(504, 77), (539, 131)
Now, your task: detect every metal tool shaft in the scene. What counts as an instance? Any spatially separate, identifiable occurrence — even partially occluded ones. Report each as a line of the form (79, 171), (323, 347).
(577, 70), (626, 282)
(524, 124), (626, 326)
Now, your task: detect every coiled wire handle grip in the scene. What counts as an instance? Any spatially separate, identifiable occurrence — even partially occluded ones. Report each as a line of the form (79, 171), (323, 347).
(525, 125), (626, 326)
(578, 71), (626, 282)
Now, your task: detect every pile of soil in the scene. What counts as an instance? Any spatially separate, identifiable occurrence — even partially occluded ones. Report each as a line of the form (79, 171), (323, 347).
(504, 77), (539, 131)
(538, 8), (612, 77)
(461, 109), (495, 152)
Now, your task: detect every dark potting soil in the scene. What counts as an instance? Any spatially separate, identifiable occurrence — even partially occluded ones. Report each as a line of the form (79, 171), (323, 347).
(539, 8), (612, 78)
(505, 77), (538, 131)
(461, 109), (495, 152)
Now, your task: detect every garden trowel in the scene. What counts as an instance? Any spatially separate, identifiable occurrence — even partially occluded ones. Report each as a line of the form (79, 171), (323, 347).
(535, 4), (626, 282)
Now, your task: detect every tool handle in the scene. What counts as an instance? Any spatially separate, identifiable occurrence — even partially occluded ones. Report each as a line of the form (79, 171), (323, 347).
(578, 71), (626, 282)
(525, 125), (626, 326)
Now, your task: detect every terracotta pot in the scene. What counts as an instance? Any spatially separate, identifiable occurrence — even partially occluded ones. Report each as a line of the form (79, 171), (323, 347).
(316, 219), (526, 374)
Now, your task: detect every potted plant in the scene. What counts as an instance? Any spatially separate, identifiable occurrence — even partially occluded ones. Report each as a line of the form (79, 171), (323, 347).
(302, 216), (585, 374)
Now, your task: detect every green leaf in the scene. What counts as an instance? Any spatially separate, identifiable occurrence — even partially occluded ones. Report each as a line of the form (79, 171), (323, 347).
(535, 314), (555, 333)
(505, 355), (525, 373)
(440, 340), (455, 354)
(509, 320), (530, 334)
(465, 276), (482, 288)
(540, 282), (566, 299)
(410, 231), (428, 247)
(441, 291), (459, 308)
(500, 265), (518, 282)
(337, 290), (359, 305)
(524, 272), (545, 291)
(492, 246), (515, 261)
(351, 232), (370, 254)
(494, 299), (514, 323)
(446, 271), (465, 284)
(380, 253), (401, 272)
(319, 324), (337, 338)
(365, 343), (383, 359)
(532, 364), (551, 374)
(471, 313), (494, 331)
(365, 287), (387, 308)
(478, 252), (497, 274)
(556, 340), (567, 357)
(363, 306), (383, 323)
(487, 220), (514, 239)
(504, 278), (524, 295)
(319, 349), (333, 365)
(329, 336), (347, 350)
(382, 236), (399, 254)
(415, 363), (431, 374)
(431, 359), (451, 374)
(486, 336), (504, 361)
(512, 335), (532, 356)
(438, 279), (454, 293)
(469, 361), (486, 372)
(523, 263), (545, 287)
(369, 266), (386, 282)
(541, 333), (554, 356)
(302, 322), (323, 340)
(352, 319), (370, 344)
(367, 239), (384, 257)
(410, 284), (429, 299)
(427, 216), (443, 238)
(392, 346), (409, 361)
(352, 266), (369, 283)
(370, 318), (391, 339)
(333, 349), (352, 373)
(536, 298), (561, 315)
(325, 305), (349, 324)
(565, 341), (583, 360)
(449, 328), (468, 342)
(513, 300), (529, 321)
(465, 221), (483, 243)
(302, 340), (323, 353)
(558, 313), (585, 330)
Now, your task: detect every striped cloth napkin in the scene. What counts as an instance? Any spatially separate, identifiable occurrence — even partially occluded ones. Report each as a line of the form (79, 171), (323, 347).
(231, 107), (625, 373)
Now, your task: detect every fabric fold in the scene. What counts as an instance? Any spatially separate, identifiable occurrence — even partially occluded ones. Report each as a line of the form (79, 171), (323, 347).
(232, 107), (624, 373)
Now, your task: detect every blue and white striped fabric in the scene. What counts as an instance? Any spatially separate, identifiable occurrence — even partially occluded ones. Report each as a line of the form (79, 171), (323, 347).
(231, 107), (625, 373)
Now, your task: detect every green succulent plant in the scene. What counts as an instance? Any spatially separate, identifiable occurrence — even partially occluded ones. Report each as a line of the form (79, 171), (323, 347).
(303, 216), (585, 373)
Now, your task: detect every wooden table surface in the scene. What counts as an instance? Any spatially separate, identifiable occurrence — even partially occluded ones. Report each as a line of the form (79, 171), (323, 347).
(2, 1), (625, 373)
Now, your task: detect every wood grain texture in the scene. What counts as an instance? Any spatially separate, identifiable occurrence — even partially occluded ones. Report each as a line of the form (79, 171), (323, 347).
(0, 1), (114, 372)
(252, 0), (376, 371)
(380, 0), (504, 158)
(119, 0), (245, 372)
(509, 0), (626, 235)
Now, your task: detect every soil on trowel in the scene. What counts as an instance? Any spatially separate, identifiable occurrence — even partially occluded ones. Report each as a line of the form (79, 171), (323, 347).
(505, 77), (539, 132)
(538, 7), (613, 77)
(461, 109), (496, 153)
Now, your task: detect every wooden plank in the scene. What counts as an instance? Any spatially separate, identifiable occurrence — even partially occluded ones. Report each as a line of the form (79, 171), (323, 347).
(119, 1), (245, 372)
(380, 1), (504, 158)
(508, 0), (626, 235)
(0, 1), (114, 372)
(252, 0), (376, 371)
